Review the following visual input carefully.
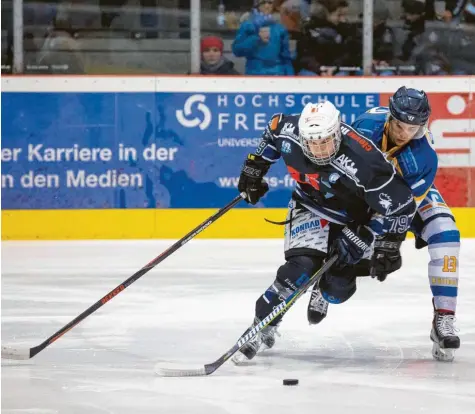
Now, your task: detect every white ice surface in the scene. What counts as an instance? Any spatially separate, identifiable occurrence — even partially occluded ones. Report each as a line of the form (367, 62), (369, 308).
(1, 239), (475, 414)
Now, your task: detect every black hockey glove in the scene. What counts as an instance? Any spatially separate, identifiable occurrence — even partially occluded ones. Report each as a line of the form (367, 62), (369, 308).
(332, 225), (374, 266)
(370, 232), (406, 282)
(238, 154), (270, 205)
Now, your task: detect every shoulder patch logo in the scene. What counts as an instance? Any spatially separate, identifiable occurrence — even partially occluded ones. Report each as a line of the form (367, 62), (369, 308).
(281, 123), (296, 135)
(379, 193), (393, 211)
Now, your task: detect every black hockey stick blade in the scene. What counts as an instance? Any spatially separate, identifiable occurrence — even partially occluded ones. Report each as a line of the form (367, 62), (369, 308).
(1, 193), (246, 361)
(155, 254), (338, 377)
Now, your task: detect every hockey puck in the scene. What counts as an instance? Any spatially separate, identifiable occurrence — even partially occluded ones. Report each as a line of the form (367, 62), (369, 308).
(283, 379), (299, 386)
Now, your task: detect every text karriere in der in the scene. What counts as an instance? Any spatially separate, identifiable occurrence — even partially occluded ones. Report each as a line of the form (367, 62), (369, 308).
(1, 144), (178, 162)
(1, 144), (178, 189)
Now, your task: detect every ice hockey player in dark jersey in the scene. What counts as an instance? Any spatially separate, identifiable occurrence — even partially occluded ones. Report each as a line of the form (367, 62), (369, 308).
(233, 100), (417, 363)
(308, 87), (461, 362)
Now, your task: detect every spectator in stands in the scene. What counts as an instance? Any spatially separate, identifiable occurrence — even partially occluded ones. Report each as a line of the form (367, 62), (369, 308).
(463, 0), (475, 22)
(340, 1), (396, 75)
(425, 0), (468, 22)
(371, 1), (396, 75)
(232, 0), (294, 75)
(23, 1), (57, 29)
(338, 1), (396, 76)
(398, 0), (472, 75)
(200, 36), (240, 75)
(294, 0), (351, 75)
(413, 44), (452, 74)
(1, 3), (13, 73)
(401, 0), (426, 61)
(273, 0), (312, 34)
(100, 0), (158, 36)
(36, 11), (85, 74)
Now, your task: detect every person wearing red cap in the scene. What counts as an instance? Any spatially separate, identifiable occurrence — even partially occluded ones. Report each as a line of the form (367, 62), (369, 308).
(199, 36), (240, 75)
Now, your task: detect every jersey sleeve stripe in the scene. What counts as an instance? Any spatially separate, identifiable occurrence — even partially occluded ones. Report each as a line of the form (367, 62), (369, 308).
(414, 187), (432, 205)
(411, 179), (426, 190)
(261, 154), (278, 163)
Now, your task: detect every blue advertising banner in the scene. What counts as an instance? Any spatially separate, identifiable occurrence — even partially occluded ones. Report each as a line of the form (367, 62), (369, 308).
(1, 92), (378, 209)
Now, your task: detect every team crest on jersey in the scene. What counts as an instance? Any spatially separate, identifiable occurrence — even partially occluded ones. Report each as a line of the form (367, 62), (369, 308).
(281, 123), (295, 135)
(280, 122), (298, 140)
(379, 193), (393, 211)
(333, 154), (359, 180)
(281, 141), (292, 154)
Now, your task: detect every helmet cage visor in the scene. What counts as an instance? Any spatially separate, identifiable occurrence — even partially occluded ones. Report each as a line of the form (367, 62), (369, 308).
(300, 128), (342, 165)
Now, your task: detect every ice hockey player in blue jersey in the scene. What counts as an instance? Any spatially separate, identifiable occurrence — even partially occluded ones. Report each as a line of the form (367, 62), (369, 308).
(233, 100), (417, 364)
(307, 87), (460, 362)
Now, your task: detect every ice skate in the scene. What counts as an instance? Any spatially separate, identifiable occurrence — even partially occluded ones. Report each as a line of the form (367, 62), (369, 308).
(231, 318), (279, 364)
(261, 322), (280, 349)
(430, 309), (460, 362)
(307, 285), (329, 325)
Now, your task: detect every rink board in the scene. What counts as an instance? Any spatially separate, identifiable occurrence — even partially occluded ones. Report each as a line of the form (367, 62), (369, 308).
(2, 208), (474, 239)
(1, 76), (474, 239)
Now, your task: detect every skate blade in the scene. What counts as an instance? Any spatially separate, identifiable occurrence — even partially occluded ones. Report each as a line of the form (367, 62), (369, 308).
(432, 343), (455, 362)
(231, 352), (248, 366)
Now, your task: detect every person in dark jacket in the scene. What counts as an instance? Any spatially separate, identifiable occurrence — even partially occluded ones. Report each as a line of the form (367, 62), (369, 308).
(232, 0), (294, 75)
(413, 44), (452, 75)
(200, 36), (240, 75)
(462, 0), (475, 22)
(425, 0), (468, 21)
(349, 1), (396, 75)
(295, 0), (351, 76)
(372, 1), (396, 75)
(401, 0), (426, 61)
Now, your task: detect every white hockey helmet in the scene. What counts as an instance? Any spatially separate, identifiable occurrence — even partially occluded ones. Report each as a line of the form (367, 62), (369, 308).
(298, 101), (342, 165)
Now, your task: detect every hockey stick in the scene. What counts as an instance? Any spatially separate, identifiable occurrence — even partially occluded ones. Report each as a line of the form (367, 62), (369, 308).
(155, 254), (338, 377)
(1, 192), (246, 361)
